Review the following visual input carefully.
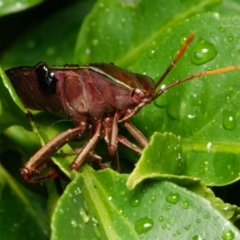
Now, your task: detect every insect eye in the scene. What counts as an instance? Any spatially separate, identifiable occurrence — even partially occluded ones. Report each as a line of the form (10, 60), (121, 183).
(36, 64), (56, 93)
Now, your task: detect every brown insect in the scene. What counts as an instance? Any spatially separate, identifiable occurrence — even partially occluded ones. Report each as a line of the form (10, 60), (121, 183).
(5, 33), (239, 183)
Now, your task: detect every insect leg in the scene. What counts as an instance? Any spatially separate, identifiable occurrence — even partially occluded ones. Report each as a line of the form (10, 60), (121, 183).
(118, 135), (142, 154)
(20, 125), (86, 182)
(102, 114), (120, 171)
(70, 122), (102, 170)
(124, 121), (149, 148)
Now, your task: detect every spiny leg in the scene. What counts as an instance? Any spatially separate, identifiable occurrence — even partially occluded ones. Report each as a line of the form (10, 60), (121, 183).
(124, 121), (149, 148)
(118, 135), (142, 154)
(70, 122), (102, 170)
(21, 125), (86, 182)
(103, 114), (120, 171)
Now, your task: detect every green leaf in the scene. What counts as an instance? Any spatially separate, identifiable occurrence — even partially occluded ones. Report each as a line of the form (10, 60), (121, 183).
(127, 132), (198, 190)
(0, 0), (44, 17)
(51, 166), (240, 239)
(75, 3), (240, 186)
(0, 0), (95, 67)
(0, 66), (30, 131)
(0, 165), (49, 239)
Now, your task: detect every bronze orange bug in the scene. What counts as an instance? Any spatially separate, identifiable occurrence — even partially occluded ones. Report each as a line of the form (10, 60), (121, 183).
(5, 33), (240, 183)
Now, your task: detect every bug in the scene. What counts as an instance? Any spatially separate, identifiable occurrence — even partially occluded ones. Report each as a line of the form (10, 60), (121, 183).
(5, 33), (240, 183)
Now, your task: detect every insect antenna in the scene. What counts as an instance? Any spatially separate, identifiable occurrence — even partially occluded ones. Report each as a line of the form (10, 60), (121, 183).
(153, 33), (195, 91)
(153, 64), (240, 100)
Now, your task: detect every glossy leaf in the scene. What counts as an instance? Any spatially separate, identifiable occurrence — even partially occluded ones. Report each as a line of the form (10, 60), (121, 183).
(0, 0), (95, 68)
(76, 3), (240, 186)
(51, 166), (240, 240)
(0, 165), (49, 240)
(0, 0), (43, 17)
(0, 66), (30, 131)
(127, 132), (198, 190)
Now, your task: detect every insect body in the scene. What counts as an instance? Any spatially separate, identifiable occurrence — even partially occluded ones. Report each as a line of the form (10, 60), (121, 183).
(5, 34), (240, 183)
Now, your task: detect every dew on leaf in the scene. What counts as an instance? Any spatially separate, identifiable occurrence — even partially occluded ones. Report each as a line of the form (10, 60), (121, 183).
(91, 39), (99, 46)
(221, 229), (235, 240)
(222, 110), (236, 130)
(228, 36), (233, 43)
(196, 219), (201, 223)
(154, 88), (168, 108)
(130, 198), (141, 207)
(176, 229), (181, 235)
(162, 224), (166, 229)
(147, 49), (157, 59)
(79, 208), (90, 223)
(182, 200), (189, 209)
(158, 216), (164, 222)
(225, 95), (231, 104)
(192, 235), (205, 240)
(71, 219), (78, 228)
(191, 38), (217, 65)
(180, 35), (187, 45)
(166, 193), (180, 204)
(119, 191), (126, 197)
(166, 205), (172, 210)
(134, 217), (154, 234)
(220, 27), (225, 32)
(167, 99), (180, 119)
(151, 195), (156, 202)
(184, 225), (191, 230)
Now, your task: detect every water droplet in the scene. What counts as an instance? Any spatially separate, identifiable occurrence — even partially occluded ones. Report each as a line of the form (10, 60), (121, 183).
(108, 196), (112, 201)
(176, 229), (181, 235)
(151, 195), (156, 202)
(162, 224), (166, 229)
(223, 110), (236, 130)
(192, 235), (204, 240)
(166, 205), (172, 210)
(79, 208), (90, 223)
(225, 95), (231, 104)
(147, 48), (157, 59)
(92, 39), (99, 46)
(116, 206), (124, 215)
(180, 35), (187, 45)
(221, 229), (235, 240)
(119, 191), (126, 197)
(220, 27), (225, 32)
(191, 38), (217, 65)
(166, 193), (180, 204)
(154, 86), (168, 108)
(228, 36), (233, 43)
(115, 177), (120, 183)
(182, 200), (189, 209)
(71, 219), (78, 228)
(130, 198), (141, 207)
(134, 217), (154, 234)
(184, 225), (191, 230)
(196, 219), (201, 223)
(204, 214), (209, 219)
(167, 100), (180, 119)
(158, 216), (164, 222)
